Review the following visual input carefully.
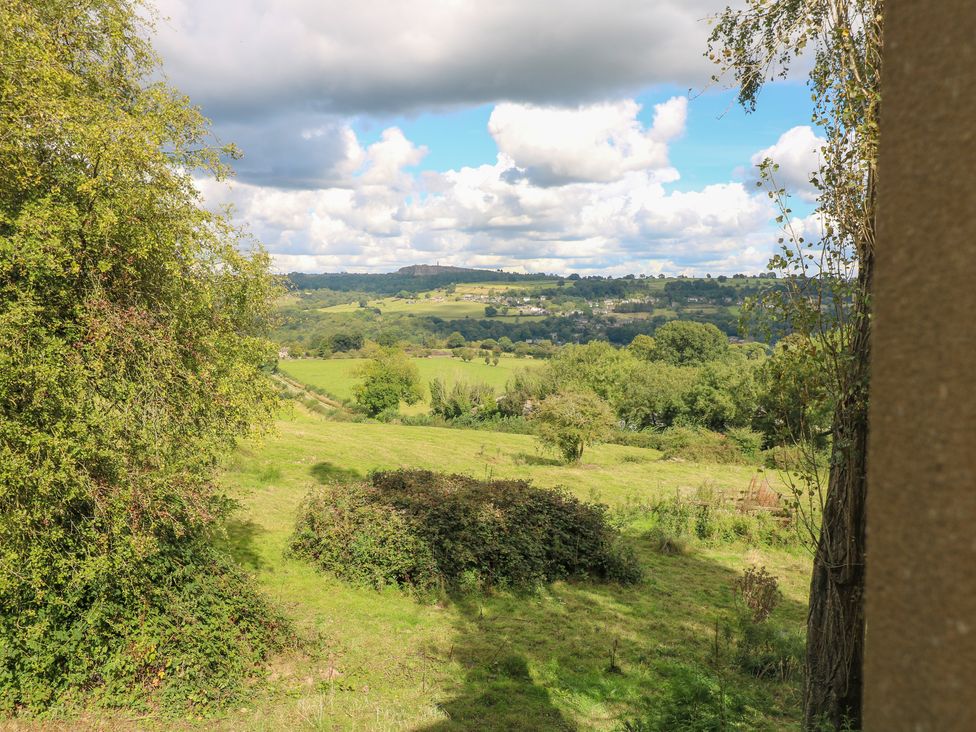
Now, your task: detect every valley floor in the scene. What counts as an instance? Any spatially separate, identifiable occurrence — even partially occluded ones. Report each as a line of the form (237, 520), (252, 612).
(22, 407), (810, 730)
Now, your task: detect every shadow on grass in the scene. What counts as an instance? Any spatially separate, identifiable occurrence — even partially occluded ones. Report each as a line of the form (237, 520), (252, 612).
(415, 543), (807, 731)
(310, 461), (364, 484)
(221, 518), (268, 569)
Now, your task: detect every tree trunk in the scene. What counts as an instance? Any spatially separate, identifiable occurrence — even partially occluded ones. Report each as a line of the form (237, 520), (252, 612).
(803, 259), (873, 730)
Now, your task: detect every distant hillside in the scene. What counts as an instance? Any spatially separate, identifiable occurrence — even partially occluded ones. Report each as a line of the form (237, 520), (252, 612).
(396, 264), (485, 277)
(287, 266), (558, 294)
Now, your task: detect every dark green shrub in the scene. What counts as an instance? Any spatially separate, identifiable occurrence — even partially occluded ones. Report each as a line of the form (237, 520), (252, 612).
(291, 470), (642, 590)
(448, 414), (535, 434)
(607, 430), (662, 450)
(761, 443), (828, 471)
(290, 485), (438, 589)
(725, 427), (764, 460)
(695, 505), (715, 540)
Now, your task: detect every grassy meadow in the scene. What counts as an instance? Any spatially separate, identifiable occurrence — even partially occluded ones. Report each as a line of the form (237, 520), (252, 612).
(279, 356), (546, 414)
(183, 407), (811, 731)
(316, 292), (548, 322)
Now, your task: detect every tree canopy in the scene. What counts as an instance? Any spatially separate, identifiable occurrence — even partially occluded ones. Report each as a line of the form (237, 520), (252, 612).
(0, 0), (281, 711)
(652, 321), (729, 366)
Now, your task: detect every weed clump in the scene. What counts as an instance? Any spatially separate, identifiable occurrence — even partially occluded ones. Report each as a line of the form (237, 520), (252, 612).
(290, 469), (642, 591)
(642, 482), (798, 554)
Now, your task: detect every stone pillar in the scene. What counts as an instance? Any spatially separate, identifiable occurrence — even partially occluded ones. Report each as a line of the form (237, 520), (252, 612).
(864, 1), (976, 729)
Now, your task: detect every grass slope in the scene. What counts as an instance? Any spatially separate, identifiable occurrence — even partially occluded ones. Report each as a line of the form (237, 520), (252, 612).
(202, 409), (808, 731)
(279, 356), (545, 414)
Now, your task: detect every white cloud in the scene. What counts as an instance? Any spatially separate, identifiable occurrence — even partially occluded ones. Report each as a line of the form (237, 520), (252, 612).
(198, 104), (782, 276)
(359, 128), (427, 186)
(751, 125), (825, 202)
(151, 0), (724, 118)
(487, 97), (686, 185)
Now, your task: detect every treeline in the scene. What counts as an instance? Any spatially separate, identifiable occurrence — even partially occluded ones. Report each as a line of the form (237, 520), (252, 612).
(279, 311), (745, 358)
(287, 268), (559, 294)
(407, 322), (833, 461)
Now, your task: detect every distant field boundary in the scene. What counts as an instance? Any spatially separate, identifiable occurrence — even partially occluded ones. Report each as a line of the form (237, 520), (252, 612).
(274, 372), (349, 412)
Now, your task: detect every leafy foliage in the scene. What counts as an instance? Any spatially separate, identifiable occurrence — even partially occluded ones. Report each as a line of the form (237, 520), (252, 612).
(429, 378), (498, 420)
(652, 321), (729, 366)
(533, 389), (617, 463)
(708, 1), (883, 723)
(290, 484), (438, 589)
(290, 470), (641, 591)
(0, 0), (282, 713)
(354, 348), (423, 416)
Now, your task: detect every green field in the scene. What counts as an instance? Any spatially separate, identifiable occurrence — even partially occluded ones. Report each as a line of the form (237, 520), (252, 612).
(201, 408), (808, 731)
(280, 356), (546, 413)
(321, 295), (486, 319)
(317, 294), (548, 323)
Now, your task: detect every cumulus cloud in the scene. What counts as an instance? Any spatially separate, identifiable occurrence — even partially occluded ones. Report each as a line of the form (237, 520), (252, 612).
(198, 108), (780, 276)
(150, 0), (791, 274)
(151, 0), (724, 119)
(216, 114), (362, 189)
(751, 125), (826, 201)
(487, 97), (686, 185)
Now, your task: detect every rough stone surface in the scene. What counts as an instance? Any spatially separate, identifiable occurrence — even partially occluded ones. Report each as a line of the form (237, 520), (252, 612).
(865, 1), (976, 729)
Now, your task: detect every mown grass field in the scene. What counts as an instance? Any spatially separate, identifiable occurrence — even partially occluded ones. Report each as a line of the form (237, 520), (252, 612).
(187, 408), (810, 731)
(279, 356), (546, 414)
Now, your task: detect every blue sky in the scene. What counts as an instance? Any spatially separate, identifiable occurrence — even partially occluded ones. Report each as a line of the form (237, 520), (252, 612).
(154, 0), (824, 276)
(360, 82), (814, 187)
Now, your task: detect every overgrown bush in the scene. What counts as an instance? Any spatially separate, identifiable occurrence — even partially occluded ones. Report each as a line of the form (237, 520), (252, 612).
(762, 443), (828, 471)
(429, 377), (498, 420)
(290, 485), (438, 589)
(0, 1), (285, 714)
(354, 348), (423, 416)
(726, 427), (764, 460)
(645, 496), (694, 555)
(657, 427), (751, 464)
(290, 470), (642, 591)
(534, 389), (616, 462)
(0, 539), (287, 714)
(607, 430), (662, 450)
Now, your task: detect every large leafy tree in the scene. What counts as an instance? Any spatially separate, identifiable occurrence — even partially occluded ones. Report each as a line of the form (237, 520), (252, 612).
(534, 389), (616, 463)
(0, 0), (281, 710)
(709, 1), (882, 727)
(355, 348), (423, 416)
(652, 320), (729, 366)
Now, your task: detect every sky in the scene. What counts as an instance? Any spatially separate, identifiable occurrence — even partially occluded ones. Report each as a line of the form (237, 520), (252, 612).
(151, 0), (825, 276)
